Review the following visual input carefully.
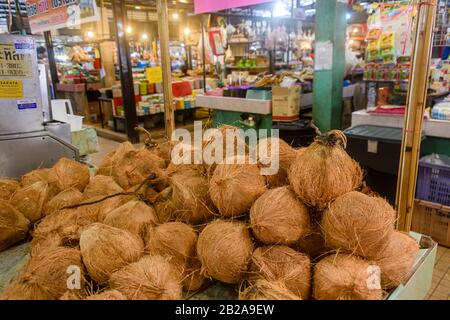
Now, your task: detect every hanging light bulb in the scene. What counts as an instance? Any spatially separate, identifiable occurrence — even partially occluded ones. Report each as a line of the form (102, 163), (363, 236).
(172, 12), (179, 20)
(183, 27), (191, 36)
(126, 26), (132, 34)
(141, 33), (148, 40)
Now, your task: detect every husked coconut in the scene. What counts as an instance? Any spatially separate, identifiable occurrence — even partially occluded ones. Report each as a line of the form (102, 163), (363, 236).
(9, 181), (49, 222)
(313, 253), (383, 300)
(250, 186), (310, 245)
(52, 158), (90, 192)
(0, 200), (30, 252)
(0, 179), (20, 201)
(79, 223), (144, 283)
(197, 220), (254, 284)
(42, 188), (83, 216)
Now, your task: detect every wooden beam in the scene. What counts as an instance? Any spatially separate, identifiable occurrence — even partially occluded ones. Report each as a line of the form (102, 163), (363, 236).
(157, 0), (175, 138)
(396, 0), (437, 232)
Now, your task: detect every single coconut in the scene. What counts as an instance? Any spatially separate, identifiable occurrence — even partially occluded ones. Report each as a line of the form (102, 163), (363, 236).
(83, 175), (124, 200)
(197, 220), (254, 284)
(239, 279), (301, 300)
(321, 191), (396, 258)
(79, 223), (144, 283)
(250, 186), (310, 245)
(96, 142), (135, 176)
(373, 231), (419, 289)
(250, 246), (311, 299)
(313, 253), (383, 300)
(109, 255), (182, 300)
(288, 130), (363, 208)
(112, 147), (166, 190)
(152, 140), (179, 166)
(171, 171), (214, 225)
(85, 290), (126, 300)
(52, 158), (90, 192)
(145, 222), (197, 265)
(0, 179), (20, 201)
(103, 200), (158, 239)
(2, 247), (85, 300)
(30, 232), (66, 258)
(96, 194), (137, 222)
(21, 168), (61, 199)
(0, 200), (30, 252)
(209, 161), (267, 217)
(9, 181), (49, 222)
(42, 188), (84, 216)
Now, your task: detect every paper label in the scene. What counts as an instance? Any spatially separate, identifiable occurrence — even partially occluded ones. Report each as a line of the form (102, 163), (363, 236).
(368, 140), (378, 154)
(315, 41), (333, 71)
(146, 66), (163, 84)
(17, 98), (37, 110)
(0, 80), (23, 98)
(14, 39), (34, 54)
(0, 44), (33, 77)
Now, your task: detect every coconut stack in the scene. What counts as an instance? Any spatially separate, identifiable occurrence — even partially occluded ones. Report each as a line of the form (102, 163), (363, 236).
(0, 127), (421, 300)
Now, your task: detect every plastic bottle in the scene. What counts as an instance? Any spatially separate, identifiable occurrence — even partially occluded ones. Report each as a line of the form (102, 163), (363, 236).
(367, 83), (377, 110)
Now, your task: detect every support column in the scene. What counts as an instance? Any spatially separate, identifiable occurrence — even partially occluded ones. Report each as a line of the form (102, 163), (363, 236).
(44, 31), (59, 99)
(157, 0), (175, 138)
(312, 0), (347, 132)
(112, 0), (139, 143)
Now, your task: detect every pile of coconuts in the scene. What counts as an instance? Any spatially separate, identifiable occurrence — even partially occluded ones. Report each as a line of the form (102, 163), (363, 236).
(0, 125), (420, 300)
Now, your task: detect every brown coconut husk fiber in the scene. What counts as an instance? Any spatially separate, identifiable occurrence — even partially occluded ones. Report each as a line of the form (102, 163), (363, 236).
(79, 223), (144, 283)
(0, 179), (20, 201)
(103, 200), (158, 238)
(9, 181), (49, 223)
(85, 290), (126, 300)
(21, 168), (61, 199)
(182, 257), (206, 292)
(171, 171), (214, 225)
(152, 187), (175, 223)
(321, 191), (395, 258)
(145, 222), (197, 266)
(96, 194), (137, 222)
(111, 147), (166, 190)
(82, 175), (124, 200)
(250, 186), (310, 245)
(2, 247), (85, 300)
(59, 290), (85, 300)
(96, 142), (135, 176)
(239, 279), (301, 300)
(297, 224), (330, 261)
(197, 220), (254, 284)
(52, 158), (90, 192)
(257, 137), (297, 172)
(313, 253), (383, 300)
(373, 231), (419, 289)
(42, 188), (84, 216)
(250, 246), (311, 299)
(152, 140), (179, 167)
(0, 200), (30, 252)
(109, 255), (182, 300)
(288, 130), (363, 208)
(209, 162), (267, 217)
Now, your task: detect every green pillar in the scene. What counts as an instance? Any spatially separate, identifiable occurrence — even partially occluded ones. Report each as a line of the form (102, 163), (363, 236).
(312, 0), (347, 132)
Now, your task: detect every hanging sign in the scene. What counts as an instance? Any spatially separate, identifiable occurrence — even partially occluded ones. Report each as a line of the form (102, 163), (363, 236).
(146, 66), (163, 84)
(25, 0), (100, 34)
(314, 41), (333, 71)
(194, 0), (272, 14)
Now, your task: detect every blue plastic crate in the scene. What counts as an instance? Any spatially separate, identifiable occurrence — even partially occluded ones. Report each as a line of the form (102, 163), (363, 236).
(416, 158), (450, 206)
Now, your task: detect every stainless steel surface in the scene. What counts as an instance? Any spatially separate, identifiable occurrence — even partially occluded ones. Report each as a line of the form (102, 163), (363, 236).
(0, 131), (78, 178)
(0, 35), (44, 135)
(38, 63), (51, 122)
(44, 121), (71, 144)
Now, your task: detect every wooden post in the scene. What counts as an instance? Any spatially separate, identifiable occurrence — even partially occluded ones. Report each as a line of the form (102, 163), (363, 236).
(396, 0), (437, 232)
(157, 0), (175, 138)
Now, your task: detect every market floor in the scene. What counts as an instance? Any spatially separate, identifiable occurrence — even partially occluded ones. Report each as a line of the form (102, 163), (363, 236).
(426, 246), (450, 300)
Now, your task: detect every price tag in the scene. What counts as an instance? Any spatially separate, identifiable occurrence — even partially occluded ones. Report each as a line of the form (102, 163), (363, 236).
(146, 66), (163, 84)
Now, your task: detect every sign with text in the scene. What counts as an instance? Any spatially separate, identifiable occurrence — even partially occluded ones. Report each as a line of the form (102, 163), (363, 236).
(25, 0), (100, 34)
(194, 0), (272, 14)
(146, 66), (163, 84)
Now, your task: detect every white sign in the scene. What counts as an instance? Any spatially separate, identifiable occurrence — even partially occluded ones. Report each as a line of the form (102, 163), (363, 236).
(315, 41), (333, 71)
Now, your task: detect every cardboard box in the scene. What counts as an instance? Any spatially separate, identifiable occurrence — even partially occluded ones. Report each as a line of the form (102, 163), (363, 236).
(272, 86), (301, 122)
(412, 200), (450, 247)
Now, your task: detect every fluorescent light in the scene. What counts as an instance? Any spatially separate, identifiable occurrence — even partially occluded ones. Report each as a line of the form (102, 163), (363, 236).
(273, 1), (289, 17)
(86, 31), (94, 38)
(172, 12), (179, 20)
(183, 27), (191, 36)
(346, 13), (351, 20)
(141, 33), (148, 40)
(135, 6), (141, 10)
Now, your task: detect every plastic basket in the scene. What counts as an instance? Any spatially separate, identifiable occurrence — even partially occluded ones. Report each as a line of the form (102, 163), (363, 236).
(416, 159), (450, 206)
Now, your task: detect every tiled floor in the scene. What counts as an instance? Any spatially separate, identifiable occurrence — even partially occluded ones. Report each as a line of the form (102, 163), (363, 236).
(426, 246), (450, 300)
